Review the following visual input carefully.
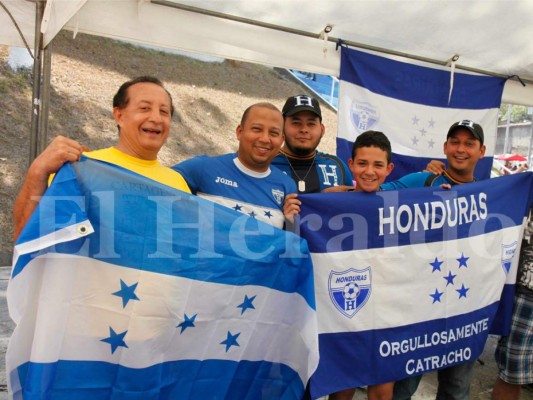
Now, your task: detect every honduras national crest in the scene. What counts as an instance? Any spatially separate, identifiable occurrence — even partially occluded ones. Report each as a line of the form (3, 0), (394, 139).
(350, 100), (379, 133)
(328, 267), (371, 318)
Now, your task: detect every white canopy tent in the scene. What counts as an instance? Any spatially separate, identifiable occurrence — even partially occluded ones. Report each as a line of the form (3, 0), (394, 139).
(2, 0), (532, 102)
(1, 0), (533, 156)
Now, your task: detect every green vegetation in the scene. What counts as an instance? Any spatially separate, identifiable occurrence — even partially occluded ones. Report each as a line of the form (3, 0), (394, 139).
(499, 104), (532, 123)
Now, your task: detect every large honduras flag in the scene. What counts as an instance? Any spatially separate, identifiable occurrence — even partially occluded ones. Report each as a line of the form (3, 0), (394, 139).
(298, 172), (533, 398)
(7, 157), (318, 400)
(337, 46), (506, 181)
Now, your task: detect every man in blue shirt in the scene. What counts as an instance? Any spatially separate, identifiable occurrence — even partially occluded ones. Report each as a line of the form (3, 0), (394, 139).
(382, 120), (485, 192)
(173, 102), (296, 229)
(389, 120), (486, 400)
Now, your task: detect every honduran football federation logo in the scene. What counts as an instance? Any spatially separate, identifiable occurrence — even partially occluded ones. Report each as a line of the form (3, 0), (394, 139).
(271, 189), (284, 205)
(329, 267), (371, 318)
(350, 100), (379, 133)
(501, 241), (518, 274)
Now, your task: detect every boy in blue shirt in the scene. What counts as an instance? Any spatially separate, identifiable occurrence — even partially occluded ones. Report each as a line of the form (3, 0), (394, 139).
(328, 130), (395, 400)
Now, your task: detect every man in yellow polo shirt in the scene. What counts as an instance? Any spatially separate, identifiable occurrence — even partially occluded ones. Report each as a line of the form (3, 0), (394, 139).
(13, 76), (190, 241)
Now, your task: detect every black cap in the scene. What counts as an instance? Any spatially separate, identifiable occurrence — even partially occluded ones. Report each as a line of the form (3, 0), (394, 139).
(282, 95), (322, 120)
(447, 120), (484, 145)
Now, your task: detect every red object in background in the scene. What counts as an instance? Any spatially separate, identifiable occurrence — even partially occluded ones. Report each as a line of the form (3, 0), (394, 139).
(497, 154), (527, 162)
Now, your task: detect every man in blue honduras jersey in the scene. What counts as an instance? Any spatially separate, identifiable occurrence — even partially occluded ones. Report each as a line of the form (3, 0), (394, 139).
(272, 95), (353, 194)
(173, 102), (296, 229)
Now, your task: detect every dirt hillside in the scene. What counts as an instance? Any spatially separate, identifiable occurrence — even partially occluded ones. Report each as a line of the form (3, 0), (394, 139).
(0, 31), (338, 264)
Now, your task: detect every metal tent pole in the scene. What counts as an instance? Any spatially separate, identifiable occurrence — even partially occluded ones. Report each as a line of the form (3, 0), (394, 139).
(28, 0), (45, 163)
(38, 41), (52, 154)
(503, 105), (511, 155)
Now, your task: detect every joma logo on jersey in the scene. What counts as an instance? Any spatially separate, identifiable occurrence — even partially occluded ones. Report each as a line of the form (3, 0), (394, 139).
(329, 267), (371, 318)
(215, 176), (238, 188)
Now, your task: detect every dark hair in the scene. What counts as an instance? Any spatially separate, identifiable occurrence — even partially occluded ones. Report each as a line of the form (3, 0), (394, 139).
(351, 130), (392, 163)
(113, 76), (175, 116)
(240, 102), (281, 126)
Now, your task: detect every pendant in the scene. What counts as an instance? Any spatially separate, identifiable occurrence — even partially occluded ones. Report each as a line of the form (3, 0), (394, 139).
(298, 180), (306, 192)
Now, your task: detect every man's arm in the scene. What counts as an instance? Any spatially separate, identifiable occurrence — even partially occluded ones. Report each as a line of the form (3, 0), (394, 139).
(13, 136), (88, 242)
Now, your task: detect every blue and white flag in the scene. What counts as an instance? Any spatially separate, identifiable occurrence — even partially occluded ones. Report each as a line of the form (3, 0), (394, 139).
(298, 173), (533, 398)
(7, 158), (318, 400)
(337, 47), (506, 181)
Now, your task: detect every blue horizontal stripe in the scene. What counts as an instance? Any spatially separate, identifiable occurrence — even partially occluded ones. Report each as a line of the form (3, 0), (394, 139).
(14, 160), (315, 308)
(310, 302), (498, 398)
(13, 359), (303, 400)
(340, 47), (506, 109)
(299, 172), (533, 253)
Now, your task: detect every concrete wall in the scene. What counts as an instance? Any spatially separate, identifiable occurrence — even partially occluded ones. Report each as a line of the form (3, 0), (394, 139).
(495, 122), (533, 157)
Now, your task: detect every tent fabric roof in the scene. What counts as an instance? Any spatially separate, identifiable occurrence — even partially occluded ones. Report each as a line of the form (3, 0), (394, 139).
(1, 0), (533, 105)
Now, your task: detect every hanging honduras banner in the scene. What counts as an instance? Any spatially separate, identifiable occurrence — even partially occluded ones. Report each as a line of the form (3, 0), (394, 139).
(297, 172), (533, 399)
(337, 46), (506, 181)
(7, 157), (318, 400)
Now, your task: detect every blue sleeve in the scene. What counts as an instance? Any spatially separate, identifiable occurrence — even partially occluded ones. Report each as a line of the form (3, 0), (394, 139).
(172, 156), (207, 194)
(338, 158), (354, 186)
(270, 155), (291, 177)
(380, 172), (432, 191)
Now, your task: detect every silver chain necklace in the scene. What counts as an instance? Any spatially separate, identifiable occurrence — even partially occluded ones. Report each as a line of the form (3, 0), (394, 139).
(285, 154), (316, 192)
